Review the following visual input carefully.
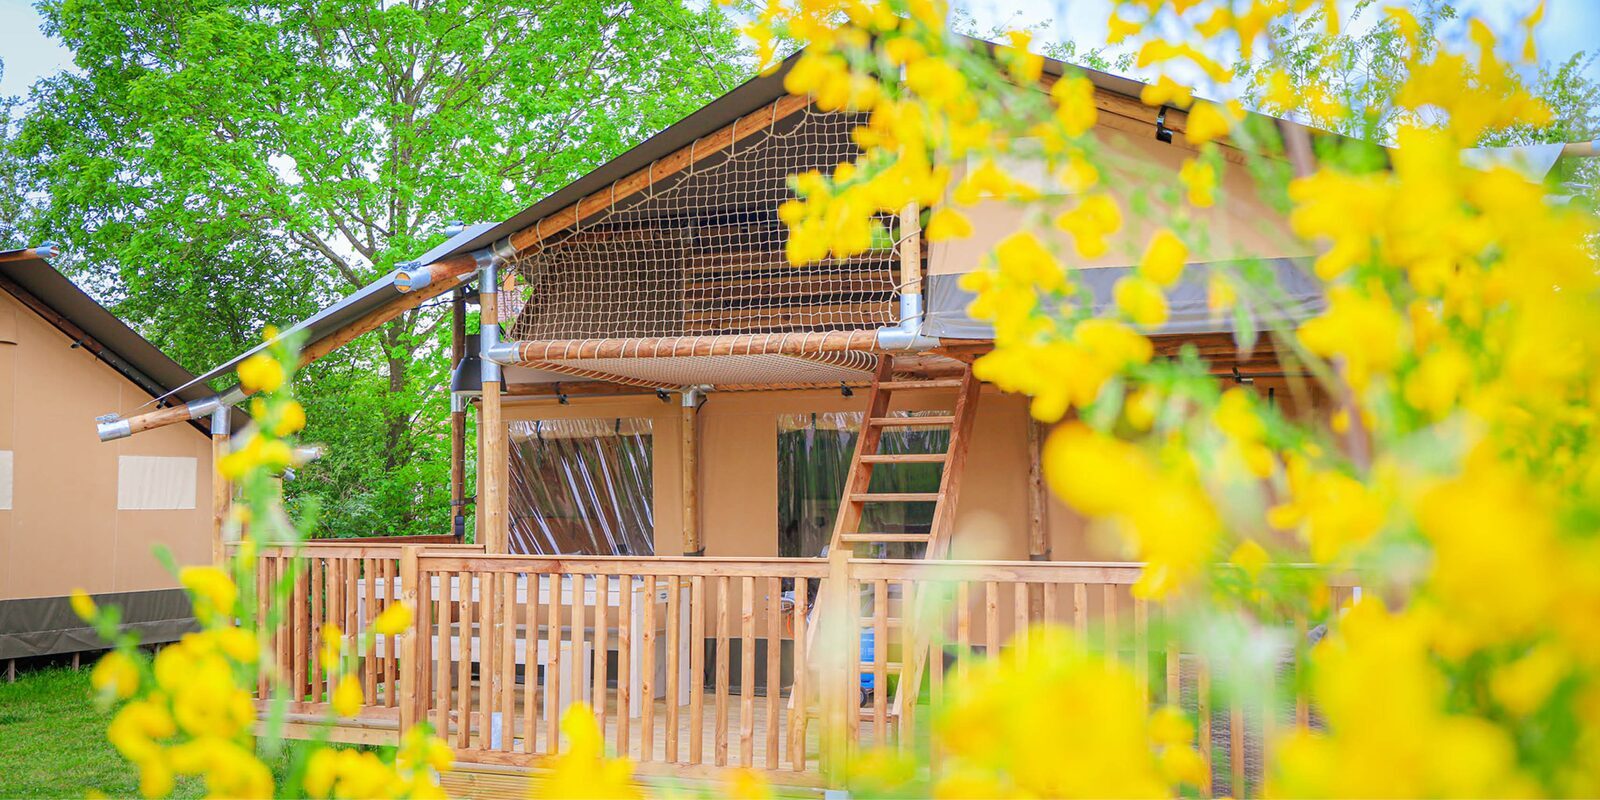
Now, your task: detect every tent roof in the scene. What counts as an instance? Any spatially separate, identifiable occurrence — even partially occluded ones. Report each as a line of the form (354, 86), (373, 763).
(417, 40), (1247, 267)
(0, 249), (249, 433)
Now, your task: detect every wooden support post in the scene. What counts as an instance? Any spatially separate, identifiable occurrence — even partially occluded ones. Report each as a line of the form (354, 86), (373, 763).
(450, 288), (468, 541)
(680, 392), (702, 557)
(398, 546), (420, 734)
(480, 282), (506, 555)
(1026, 419), (1050, 561)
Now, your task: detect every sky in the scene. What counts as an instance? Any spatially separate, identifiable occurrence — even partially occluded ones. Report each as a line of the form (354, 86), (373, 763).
(1, 0), (1597, 101)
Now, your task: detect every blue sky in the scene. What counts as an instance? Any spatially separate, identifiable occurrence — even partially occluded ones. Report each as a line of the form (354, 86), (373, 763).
(2, 0), (1597, 100)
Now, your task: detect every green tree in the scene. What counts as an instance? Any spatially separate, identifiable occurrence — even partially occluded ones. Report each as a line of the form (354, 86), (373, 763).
(17, 0), (747, 537)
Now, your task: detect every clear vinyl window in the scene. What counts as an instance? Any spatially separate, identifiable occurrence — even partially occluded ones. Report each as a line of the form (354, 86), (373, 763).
(507, 418), (655, 556)
(776, 412), (949, 558)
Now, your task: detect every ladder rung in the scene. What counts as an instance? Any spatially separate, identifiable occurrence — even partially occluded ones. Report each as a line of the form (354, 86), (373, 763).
(859, 453), (947, 464)
(867, 415), (955, 427)
(840, 533), (931, 543)
(876, 378), (964, 391)
(850, 492), (940, 503)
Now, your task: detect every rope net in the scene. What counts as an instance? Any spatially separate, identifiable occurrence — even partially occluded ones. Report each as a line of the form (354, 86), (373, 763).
(503, 105), (903, 388)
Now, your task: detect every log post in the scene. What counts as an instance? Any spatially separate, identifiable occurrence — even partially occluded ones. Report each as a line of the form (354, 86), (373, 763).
(480, 277), (507, 554)
(1026, 419), (1050, 561)
(450, 289), (468, 541)
(680, 390), (702, 556)
(398, 545), (421, 734)
(211, 410), (232, 566)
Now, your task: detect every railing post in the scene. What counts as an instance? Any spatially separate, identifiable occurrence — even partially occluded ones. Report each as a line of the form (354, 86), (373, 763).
(821, 553), (852, 787)
(398, 546), (421, 735)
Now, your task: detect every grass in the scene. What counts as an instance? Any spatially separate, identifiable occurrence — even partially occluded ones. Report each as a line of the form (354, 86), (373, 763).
(0, 662), (299, 798)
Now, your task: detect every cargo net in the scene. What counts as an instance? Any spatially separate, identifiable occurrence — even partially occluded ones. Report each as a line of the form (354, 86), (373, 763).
(504, 105), (901, 388)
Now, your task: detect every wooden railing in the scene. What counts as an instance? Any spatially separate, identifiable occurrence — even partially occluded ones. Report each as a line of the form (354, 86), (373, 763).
(240, 540), (486, 731)
(239, 548), (1360, 794)
(400, 554), (829, 784)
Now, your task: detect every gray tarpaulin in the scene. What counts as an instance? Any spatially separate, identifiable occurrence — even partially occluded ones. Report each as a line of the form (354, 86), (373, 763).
(0, 589), (196, 659)
(923, 258), (1324, 339)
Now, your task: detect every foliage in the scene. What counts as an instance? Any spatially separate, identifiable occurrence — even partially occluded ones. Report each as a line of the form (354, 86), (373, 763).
(12, 0), (748, 538)
(735, 0), (1600, 796)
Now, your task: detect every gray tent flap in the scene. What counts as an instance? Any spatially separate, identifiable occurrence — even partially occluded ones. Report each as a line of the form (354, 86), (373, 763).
(923, 258), (1324, 339)
(0, 589), (197, 659)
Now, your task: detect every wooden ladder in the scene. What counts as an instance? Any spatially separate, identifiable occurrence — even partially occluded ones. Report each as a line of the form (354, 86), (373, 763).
(806, 353), (981, 740)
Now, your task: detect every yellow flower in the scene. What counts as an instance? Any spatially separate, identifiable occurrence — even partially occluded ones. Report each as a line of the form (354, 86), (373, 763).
(1178, 158), (1216, 208)
(1207, 272), (1236, 317)
(237, 353), (285, 394)
(925, 208), (973, 241)
(1184, 100), (1235, 145)
(1491, 645), (1568, 717)
(71, 588), (97, 622)
(1114, 275), (1169, 328)
(320, 624), (343, 671)
(273, 400), (306, 436)
(1051, 75), (1097, 137)
(107, 698), (175, 763)
(1002, 29), (1043, 83)
(1106, 12), (1141, 44)
(994, 232), (1065, 292)
(91, 650), (140, 700)
(1054, 194), (1122, 258)
(1137, 229), (1187, 287)
(180, 566), (238, 624)
(372, 602), (414, 637)
(1230, 539), (1270, 578)
(1140, 75), (1193, 109)
(1298, 285), (1404, 392)
(538, 704), (641, 799)
(332, 674), (364, 717)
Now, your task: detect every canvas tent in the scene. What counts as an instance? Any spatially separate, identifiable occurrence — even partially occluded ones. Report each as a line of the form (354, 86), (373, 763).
(0, 246), (244, 666)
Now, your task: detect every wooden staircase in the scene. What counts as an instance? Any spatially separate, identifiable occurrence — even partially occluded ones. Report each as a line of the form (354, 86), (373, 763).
(803, 354), (981, 743)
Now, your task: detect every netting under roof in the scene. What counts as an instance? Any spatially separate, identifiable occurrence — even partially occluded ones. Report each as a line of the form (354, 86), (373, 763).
(506, 105), (904, 348)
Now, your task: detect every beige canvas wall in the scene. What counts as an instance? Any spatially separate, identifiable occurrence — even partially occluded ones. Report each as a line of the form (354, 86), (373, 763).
(927, 123), (1313, 276)
(0, 290), (215, 601)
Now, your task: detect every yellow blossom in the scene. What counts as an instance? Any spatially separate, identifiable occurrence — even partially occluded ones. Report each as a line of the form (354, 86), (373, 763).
(1053, 194), (1122, 258)
(71, 588), (97, 621)
(332, 674), (364, 717)
(1140, 75), (1193, 109)
(91, 650), (140, 700)
(925, 208), (973, 241)
(180, 566), (238, 624)
(237, 353), (285, 394)
(1178, 158), (1216, 208)
(1114, 275), (1169, 328)
(373, 602), (414, 637)
(1137, 229), (1187, 287)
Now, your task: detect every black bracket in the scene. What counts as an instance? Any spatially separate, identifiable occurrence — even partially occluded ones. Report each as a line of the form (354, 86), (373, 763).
(1155, 106), (1174, 144)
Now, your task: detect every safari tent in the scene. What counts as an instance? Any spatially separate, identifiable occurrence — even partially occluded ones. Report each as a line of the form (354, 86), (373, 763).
(87, 47), (1358, 792)
(0, 246), (246, 677)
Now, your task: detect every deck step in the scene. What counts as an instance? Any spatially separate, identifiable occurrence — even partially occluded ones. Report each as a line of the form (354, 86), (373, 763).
(859, 662), (904, 673)
(859, 453), (947, 464)
(850, 492), (941, 503)
(876, 378), (964, 391)
(840, 532), (931, 543)
(867, 415), (955, 427)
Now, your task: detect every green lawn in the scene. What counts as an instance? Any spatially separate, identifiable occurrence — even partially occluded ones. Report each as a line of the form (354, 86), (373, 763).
(0, 664), (300, 798)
